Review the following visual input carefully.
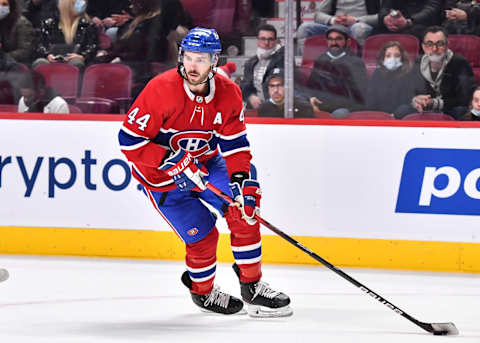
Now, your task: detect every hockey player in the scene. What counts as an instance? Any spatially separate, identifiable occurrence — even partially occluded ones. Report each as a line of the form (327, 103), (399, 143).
(118, 27), (292, 317)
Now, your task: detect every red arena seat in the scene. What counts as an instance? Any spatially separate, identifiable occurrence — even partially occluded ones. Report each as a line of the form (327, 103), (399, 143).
(79, 63), (132, 113)
(34, 63), (80, 102)
(67, 104), (82, 113)
(402, 112), (455, 121)
(0, 104), (18, 112)
(345, 111), (395, 120)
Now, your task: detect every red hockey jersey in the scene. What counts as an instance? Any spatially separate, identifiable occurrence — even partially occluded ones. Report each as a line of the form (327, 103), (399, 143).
(119, 68), (252, 192)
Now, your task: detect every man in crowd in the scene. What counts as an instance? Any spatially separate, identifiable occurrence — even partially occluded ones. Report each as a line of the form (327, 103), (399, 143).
(395, 26), (475, 120)
(240, 24), (284, 110)
(258, 67), (314, 118)
(300, 25), (367, 117)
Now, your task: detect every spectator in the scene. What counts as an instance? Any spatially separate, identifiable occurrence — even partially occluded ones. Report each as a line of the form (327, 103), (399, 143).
(376, 0), (443, 38)
(443, 0), (480, 35)
(366, 41), (415, 114)
(461, 87), (480, 121)
(97, 0), (191, 97)
(86, 0), (131, 33)
(301, 25), (368, 117)
(296, 0), (380, 49)
(258, 67), (314, 118)
(240, 24), (284, 110)
(0, 48), (22, 103)
(0, 0), (35, 64)
(23, 0), (57, 29)
(33, 0), (99, 69)
(395, 26), (476, 120)
(17, 69), (69, 113)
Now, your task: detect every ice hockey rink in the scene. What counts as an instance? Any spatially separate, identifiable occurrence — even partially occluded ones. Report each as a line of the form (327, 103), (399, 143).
(0, 255), (478, 343)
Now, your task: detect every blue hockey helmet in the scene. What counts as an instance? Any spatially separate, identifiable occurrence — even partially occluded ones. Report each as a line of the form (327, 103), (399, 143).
(180, 27), (222, 56)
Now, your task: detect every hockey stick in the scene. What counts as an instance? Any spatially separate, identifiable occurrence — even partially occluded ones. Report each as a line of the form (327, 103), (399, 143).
(206, 182), (458, 336)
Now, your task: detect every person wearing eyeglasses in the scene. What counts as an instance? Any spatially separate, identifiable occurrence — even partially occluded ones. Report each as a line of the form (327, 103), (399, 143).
(395, 26), (475, 120)
(257, 67), (314, 118)
(240, 24), (284, 111)
(299, 25), (368, 117)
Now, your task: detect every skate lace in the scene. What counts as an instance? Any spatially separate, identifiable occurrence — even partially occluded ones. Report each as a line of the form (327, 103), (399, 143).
(252, 281), (280, 300)
(204, 286), (230, 309)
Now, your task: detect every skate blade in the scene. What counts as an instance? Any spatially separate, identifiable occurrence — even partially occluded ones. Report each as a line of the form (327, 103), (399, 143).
(247, 304), (293, 318)
(199, 307), (247, 315)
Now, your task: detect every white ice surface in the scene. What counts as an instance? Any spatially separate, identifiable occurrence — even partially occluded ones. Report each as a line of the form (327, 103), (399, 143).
(0, 255), (478, 342)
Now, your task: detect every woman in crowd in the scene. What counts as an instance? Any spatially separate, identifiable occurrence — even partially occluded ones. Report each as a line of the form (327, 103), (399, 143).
(33, 0), (98, 69)
(366, 41), (415, 115)
(0, 0), (35, 64)
(461, 87), (480, 121)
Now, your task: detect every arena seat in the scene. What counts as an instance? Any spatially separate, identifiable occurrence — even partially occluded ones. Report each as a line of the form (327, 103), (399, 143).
(75, 97), (118, 114)
(362, 34), (419, 76)
(34, 63), (80, 102)
(448, 34), (480, 84)
(79, 64), (132, 113)
(314, 110), (335, 119)
(295, 65), (313, 86)
(345, 111), (395, 120)
(402, 112), (455, 121)
(302, 35), (359, 68)
(0, 104), (18, 112)
(67, 104), (82, 113)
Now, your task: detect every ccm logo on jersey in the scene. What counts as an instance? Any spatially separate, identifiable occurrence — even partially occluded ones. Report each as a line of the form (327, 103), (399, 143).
(187, 227), (199, 236)
(170, 131), (213, 157)
(396, 148), (480, 216)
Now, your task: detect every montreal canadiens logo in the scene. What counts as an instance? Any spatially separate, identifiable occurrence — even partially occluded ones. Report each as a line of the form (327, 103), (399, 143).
(187, 227), (199, 236)
(170, 131), (213, 157)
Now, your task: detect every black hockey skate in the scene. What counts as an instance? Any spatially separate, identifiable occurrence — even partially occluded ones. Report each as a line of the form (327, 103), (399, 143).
(181, 271), (245, 315)
(233, 263), (293, 318)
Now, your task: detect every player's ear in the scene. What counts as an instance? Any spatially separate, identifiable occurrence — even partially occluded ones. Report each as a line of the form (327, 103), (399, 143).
(211, 54), (219, 66)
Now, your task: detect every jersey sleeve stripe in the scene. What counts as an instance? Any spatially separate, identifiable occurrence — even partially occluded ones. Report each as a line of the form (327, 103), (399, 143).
(120, 125), (150, 139)
(219, 135), (249, 154)
(215, 129), (247, 140)
(119, 128), (150, 150)
(221, 146), (251, 157)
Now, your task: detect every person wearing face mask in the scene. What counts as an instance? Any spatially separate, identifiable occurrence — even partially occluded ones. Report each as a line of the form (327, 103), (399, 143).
(240, 24), (285, 110)
(0, 0), (35, 64)
(395, 26), (476, 120)
(461, 87), (480, 121)
(299, 25), (368, 117)
(17, 70), (69, 113)
(257, 67), (314, 118)
(33, 0), (98, 69)
(366, 41), (416, 114)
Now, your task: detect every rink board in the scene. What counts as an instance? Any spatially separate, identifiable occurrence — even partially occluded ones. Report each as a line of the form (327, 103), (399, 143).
(1, 114), (480, 272)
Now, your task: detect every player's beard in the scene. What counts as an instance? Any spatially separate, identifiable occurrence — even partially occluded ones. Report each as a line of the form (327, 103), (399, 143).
(185, 68), (210, 86)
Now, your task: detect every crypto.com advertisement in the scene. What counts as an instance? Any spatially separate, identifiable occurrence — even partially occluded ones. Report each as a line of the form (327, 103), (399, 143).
(1, 116), (480, 243)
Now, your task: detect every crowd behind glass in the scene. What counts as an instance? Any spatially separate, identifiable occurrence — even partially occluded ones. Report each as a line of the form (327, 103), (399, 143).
(1, 0), (480, 121)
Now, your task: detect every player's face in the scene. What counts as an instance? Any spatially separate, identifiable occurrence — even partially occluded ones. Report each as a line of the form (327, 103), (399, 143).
(268, 77), (284, 103)
(183, 51), (213, 86)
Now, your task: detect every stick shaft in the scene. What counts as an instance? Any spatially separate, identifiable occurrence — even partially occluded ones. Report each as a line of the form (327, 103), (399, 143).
(205, 183), (439, 334)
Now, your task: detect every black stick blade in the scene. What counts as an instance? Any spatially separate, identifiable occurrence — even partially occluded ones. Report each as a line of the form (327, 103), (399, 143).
(430, 322), (459, 335)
